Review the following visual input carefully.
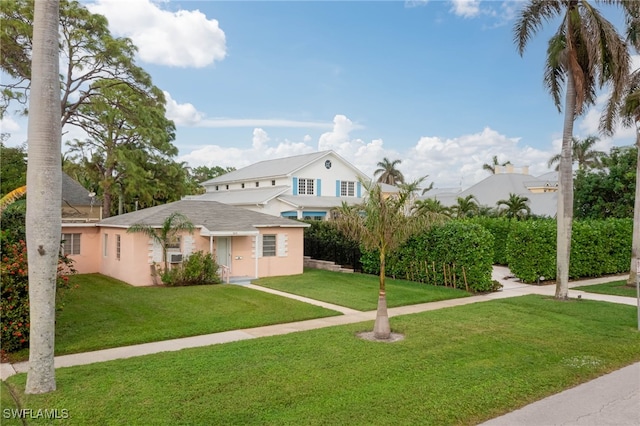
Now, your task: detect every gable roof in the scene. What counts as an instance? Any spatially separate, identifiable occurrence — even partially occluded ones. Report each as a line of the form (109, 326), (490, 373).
(185, 186), (289, 205)
(98, 200), (309, 234)
(201, 150), (367, 185)
(62, 172), (95, 206)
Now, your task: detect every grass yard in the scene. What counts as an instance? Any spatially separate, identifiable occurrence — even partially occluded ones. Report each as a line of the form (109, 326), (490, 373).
(7, 274), (341, 361)
(254, 268), (470, 310)
(4, 295), (640, 425)
(574, 280), (638, 298)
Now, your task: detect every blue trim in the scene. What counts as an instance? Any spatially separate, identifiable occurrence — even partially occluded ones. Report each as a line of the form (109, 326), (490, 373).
(292, 177), (298, 195)
(316, 179), (321, 196)
(281, 211), (297, 217)
(357, 182), (362, 198)
(302, 211), (326, 217)
(336, 180), (341, 197)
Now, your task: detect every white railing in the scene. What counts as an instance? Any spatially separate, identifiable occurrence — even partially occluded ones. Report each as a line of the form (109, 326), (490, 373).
(220, 265), (230, 284)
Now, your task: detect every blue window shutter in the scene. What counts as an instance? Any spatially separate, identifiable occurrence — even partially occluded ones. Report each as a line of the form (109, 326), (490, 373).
(293, 177), (298, 195)
(357, 182), (362, 198)
(316, 179), (321, 196)
(336, 180), (341, 197)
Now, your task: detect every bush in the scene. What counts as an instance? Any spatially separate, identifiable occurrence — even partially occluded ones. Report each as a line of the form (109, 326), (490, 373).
(506, 219), (556, 283)
(506, 218), (632, 283)
(161, 251), (221, 286)
(303, 220), (361, 270)
(363, 221), (495, 292)
(470, 217), (515, 265)
(0, 239), (76, 354)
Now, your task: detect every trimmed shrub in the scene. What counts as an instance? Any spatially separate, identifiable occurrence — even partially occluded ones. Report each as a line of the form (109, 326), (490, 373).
(470, 217), (515, 265)
(506, 219), (556, 283)
(303, 220), (361, 270)
(161, 251), (221, 286)
(363, 221), (495, 292)
(506, 218), (632, 283)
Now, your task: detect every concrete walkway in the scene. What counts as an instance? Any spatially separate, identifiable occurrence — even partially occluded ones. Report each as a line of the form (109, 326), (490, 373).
(1, 268), (638, 425)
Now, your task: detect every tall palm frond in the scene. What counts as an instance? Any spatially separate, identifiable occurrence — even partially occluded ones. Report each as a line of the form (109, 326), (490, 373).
(374, 157), (405, 185)
(514, 0), (635, 300)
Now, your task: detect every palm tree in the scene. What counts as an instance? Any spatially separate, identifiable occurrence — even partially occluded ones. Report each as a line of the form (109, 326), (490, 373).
(333, 179), (438, 339)
(452, 195), (478, 218)
(482, 155), (512, 174)
(514, 0), (633, 300)
(25, 0), (61, 394)
(412, 198), (451, 217)
(620, 69), (640, 287)
(374, 157), (405, 185)
(496, 193), (531, 220)
(547, 136), (606, 171)
(127, 212), (195, 272)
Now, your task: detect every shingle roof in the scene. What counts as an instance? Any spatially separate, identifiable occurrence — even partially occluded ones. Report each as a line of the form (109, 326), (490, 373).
(202, 151), (332, 185)
(99, 200), (309, 233)
(185, 186), (289, 205)
(62, 172), (95, 206)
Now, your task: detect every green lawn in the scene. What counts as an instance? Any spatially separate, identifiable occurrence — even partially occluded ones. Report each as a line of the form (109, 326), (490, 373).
(3, 295), (639, 425)
(574, 280), (638, 298)
(254, 269), (470, 310)
(40, 274), (341, 358)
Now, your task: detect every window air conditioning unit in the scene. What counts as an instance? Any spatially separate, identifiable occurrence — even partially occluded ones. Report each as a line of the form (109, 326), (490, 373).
(169, 253), (183, 263)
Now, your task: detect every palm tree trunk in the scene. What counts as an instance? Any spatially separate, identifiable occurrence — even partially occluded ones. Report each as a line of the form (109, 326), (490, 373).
(374, 249), (391, 339)
(628, 134), (640, 286)
(25, 0), (61, 394)
(556, 68), (576, 300)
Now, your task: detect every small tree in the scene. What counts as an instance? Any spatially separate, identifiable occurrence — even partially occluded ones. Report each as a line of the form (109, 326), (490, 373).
(127, 212), (194, 272)
(496, 193), (531, 220)
(333, 178), (439, 339)
(482, 155), (512, 174)
(452, 195), (479, 218)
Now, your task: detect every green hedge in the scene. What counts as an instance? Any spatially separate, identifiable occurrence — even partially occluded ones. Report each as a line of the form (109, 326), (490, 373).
(506, 218), (632, 283)
(362, 221), (495, 292)
(469, 217), (515, 265)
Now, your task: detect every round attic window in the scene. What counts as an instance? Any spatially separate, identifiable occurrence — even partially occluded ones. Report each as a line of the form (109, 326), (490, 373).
(325, 160), (332, 169)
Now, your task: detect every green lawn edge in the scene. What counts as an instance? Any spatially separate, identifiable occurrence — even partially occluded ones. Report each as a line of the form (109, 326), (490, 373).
(574, 280), (638, 298)
(7, 273), (342, 362)
(4, 295), (639, 425)
(254, 269), (470, 311)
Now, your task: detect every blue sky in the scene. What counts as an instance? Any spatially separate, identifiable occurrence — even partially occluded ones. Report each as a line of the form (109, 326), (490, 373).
(2, 0), (637, 189)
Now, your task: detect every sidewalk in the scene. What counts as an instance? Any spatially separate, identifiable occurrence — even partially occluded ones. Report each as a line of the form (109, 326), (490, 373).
(2, 268), (638, 425)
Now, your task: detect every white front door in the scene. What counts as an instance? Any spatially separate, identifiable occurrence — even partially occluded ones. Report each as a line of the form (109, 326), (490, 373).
(216, 237), (231, 270)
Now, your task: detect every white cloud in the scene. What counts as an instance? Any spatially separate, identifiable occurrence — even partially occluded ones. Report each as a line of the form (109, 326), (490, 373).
(164, 91), (203, 126)
(163, 91), (337, 129)
(450, 0), (481, 18)
(0, 116), (20, 133)
(87, 0), (226, 68)
(198, 118), (335, 129)
(252, 128), (270, 149)
(177, 115), (566, 190)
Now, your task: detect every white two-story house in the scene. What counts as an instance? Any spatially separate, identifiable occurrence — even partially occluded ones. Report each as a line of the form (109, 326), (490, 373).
(189, 150), (369, 220)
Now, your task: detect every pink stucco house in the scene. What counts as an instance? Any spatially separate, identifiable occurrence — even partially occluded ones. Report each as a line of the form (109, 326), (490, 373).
(62, 199), (310, 286)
